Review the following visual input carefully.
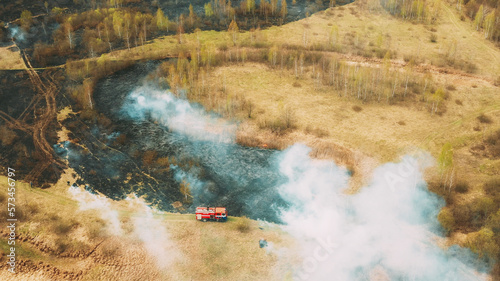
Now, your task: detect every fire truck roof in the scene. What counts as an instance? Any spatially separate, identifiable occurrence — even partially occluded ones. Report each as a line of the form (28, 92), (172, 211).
(215, 207), (226, 213)
(196, 207), (226, 213)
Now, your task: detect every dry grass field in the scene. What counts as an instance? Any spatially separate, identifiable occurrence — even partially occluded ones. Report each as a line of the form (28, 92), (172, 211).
(0, 173), (297, 280)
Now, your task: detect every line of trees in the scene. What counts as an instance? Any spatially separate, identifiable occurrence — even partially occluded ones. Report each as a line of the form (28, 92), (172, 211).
(381, 0), (500, 42)
(160, 40), (445, 120)
(464, 1), (500, 42)
(380, 0), (442, 23)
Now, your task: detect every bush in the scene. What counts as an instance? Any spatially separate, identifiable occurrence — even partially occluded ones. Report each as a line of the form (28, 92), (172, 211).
(494, 76), (500, 87)
(477, 113), (493, 124)
(465, 228), (500, 264)
(452, 203), (472, 229)
(52, 220), (77, 235)
(470, 197), (497, 228)
(455, 180), (469, 193)
(55, 238), (69, 254)
(258, 106), (296, 135)
(305, 125), (329, 138)
(486, 209), (500, 234)
(484, 178), (500, 203)
(352, 105), (362, 112)
(234, 216), (251, 233)
(0, 126), (18, 146)
(446, 84), (456, 91)
(438, 208), (455, 234)
(86, 218), (106, 239)
(485, 130), (500, 158)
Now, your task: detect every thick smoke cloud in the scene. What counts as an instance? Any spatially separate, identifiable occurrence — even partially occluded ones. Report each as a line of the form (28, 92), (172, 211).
(117, 82), (488, 279)
(275, 145), (487, 281)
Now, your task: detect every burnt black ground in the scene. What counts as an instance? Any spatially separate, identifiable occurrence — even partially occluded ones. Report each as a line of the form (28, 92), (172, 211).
(63, 61), (288, 222)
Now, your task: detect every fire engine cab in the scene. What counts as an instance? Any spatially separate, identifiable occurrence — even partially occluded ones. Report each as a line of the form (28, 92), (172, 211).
(196, 207), (227, 222)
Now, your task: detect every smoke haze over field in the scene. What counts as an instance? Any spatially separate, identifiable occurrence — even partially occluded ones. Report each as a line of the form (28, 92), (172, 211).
(275, 145), (487, 280)
(69, 185), (123, 236)
(127, 195), (181, 269)
(122, 85), (236, 143)
(103, 81), (489, 279)
(69, 187), (180, 269)
(117, 83), (286, 221)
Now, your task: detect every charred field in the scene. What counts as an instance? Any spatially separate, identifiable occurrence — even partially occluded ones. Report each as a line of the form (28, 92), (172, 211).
(60, 61), (289, 222)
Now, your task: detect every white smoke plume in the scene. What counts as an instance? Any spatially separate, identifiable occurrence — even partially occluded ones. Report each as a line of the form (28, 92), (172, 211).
(275, 144), (488, 281)
(69, 186), (180, 269)
(68, 185), (123, 236)
(122, 85), (236, 143)
(127, 195), (181, 269)
(8, 25), (26, 43)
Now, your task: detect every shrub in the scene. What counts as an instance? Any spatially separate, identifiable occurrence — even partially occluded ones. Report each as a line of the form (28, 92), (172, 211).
(452, 203), (472, 229)
(55, 238), (69, 254)
(446, 84), (456, 91)
(258, 106), (296, 135)
(235, 216), (251, 233)
(494, 76), (500, 87)
(470, 197), (497, 228)
(484, 178), (500, 201)
(486, 130), (500, 144)
(86, 218), (106, 239)
(25, 202), (40, 216)
(485, 130), (500, 158)
(477, 113), (493, 124)
(305, 125), (329, 138)
(100, 242), (119, 257)
(52, 220), (77, 235)
(454, 180), (469, 193)
(486, 209), (500, 234)
(352, 105), (362, 112)
(455, 99), (463, 105)
(438, 208), (455, 234)
(0, 126), (18, 146)
(465, 228), (500, 263)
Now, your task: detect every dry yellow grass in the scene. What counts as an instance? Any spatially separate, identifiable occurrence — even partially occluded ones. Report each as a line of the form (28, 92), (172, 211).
(0, 173), (296, 280)
(206, 62), (499, 184)
(0, 46), (25, 70)
(265, 0), (500, 77)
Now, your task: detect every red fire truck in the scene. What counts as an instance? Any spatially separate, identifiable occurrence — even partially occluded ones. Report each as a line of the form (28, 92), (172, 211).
(195, 207), (227, 222)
